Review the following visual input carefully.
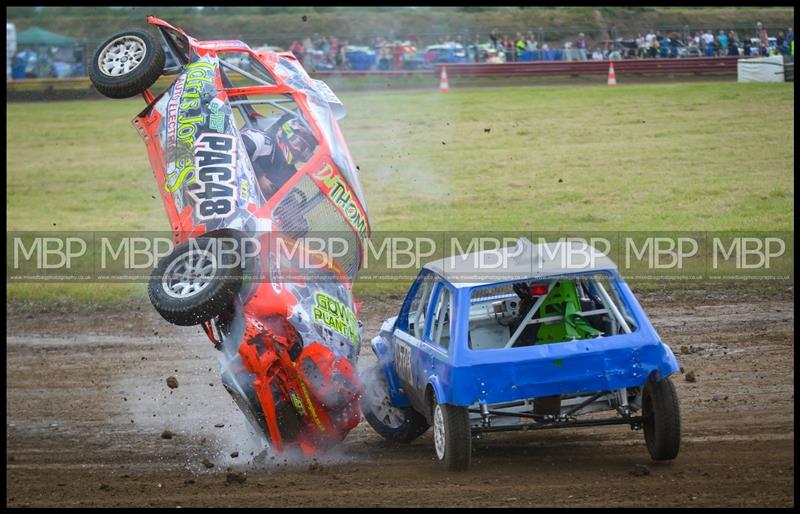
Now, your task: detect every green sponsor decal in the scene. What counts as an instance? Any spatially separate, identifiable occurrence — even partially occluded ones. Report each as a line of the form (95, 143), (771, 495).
(209, 112), (225, 133)
(313, 292), (358, 348)
(165, 157), (196, 193)
(290, 390), (306, 415)
(176, 61), (216, 150)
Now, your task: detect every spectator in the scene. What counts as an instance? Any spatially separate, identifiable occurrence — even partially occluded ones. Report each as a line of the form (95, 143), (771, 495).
(338, 40), (349, 69)
(289, 40), (304, 64)
(526, 33), (538, 51)
(658, 33), (670, 58)
(650, 36), (660, 58)
(718, 30), (728, 55)
(727, 35), (739, 56)
(503, 36), (514, 62)
(330, 36), (339, 62)
(702, 29), (715, 56)
(515, 33), (526, 59)
(576, 32), (587, 50)
(756, 22), (769, 55)
(645, 29), (656, 48)
(490, 29), (499, 51)
(472, 33), (482, 62)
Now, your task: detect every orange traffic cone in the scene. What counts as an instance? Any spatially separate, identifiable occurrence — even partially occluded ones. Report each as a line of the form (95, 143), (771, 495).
(607, 62), (617, 86)
(439, 66), (449, 93)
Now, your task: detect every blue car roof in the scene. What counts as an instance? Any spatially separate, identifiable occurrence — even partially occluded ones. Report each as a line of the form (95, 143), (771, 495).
(422, 237), (618, 289)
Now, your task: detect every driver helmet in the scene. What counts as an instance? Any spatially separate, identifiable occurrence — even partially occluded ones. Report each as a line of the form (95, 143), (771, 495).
(275, 117), (317, 165)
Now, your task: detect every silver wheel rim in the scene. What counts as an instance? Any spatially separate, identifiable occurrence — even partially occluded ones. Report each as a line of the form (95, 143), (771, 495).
(161, 249), (217, 299)
(98, 35), (147, 77)
(433, 404), (445, 460)
(365, 370), (406, 429)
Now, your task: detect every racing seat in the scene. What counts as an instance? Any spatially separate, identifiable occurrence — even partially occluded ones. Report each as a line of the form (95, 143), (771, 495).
(535, 281), (602, 344)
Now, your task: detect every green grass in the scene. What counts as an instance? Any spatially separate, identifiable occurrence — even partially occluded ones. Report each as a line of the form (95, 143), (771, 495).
(6, 81), (794, 302)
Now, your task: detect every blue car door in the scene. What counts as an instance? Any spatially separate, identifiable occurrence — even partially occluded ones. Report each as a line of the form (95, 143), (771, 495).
(394, 281), (452, 411)
(390, 273), (432, 405)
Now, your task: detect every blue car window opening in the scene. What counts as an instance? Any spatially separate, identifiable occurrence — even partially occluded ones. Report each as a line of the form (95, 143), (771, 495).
(422, 281), (440, 340)
(607, 277), (639, 329)
(431, 287), (451, 350)
(395, 271), (424, 333)
(423, 281), (450, 347)
(462, 273), (640, 351)
(590, 275), (637, 332)
(412, 276), (434, 340)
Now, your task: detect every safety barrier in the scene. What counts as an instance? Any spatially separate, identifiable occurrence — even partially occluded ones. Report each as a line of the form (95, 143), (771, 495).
(433, 56), (744, 78)
(6, 57), (750, 96)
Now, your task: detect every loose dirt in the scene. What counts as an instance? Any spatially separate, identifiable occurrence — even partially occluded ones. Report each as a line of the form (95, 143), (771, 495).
(6, 286), (794, 507)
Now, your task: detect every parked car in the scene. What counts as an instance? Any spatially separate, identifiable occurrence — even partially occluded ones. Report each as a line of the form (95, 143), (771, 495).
(422, 43), (467, 68)
(360, 238), (681, 471)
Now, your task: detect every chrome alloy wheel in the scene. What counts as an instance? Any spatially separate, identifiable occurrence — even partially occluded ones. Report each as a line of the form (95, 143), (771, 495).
(97, 35), (147, 77)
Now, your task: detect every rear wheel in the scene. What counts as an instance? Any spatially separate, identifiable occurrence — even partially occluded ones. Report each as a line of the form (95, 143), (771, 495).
(89, 29), (165, 99)
(360, 364), (429, 443)
(148, 237), (242, 326)
(431, 392), (471, 472)
(642, 376), (681, 461)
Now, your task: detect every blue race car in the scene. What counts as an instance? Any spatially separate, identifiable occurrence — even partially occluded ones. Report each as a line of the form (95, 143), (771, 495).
(360, 238), (681, 471)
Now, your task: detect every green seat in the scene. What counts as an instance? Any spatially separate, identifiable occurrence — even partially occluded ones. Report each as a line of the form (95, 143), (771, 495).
(536, 281), (601, 344)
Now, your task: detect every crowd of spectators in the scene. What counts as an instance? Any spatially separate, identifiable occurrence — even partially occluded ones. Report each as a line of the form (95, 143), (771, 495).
(286, 21), (793, 71)
(602, 23), (794, 61)
(8, 21), (794, 79)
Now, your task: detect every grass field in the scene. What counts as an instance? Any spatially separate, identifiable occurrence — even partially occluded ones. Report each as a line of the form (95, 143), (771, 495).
(6, 81), (794, 301)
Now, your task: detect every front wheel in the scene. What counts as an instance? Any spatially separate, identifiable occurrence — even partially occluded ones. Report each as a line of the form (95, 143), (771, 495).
(431, 393), (471, 472)
(360, 364), (429, 443)
(642, 376), (681, 461)
(89, 29), (165, 99)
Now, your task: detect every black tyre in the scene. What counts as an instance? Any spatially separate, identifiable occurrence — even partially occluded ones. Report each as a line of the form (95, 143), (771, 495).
(89, 29), (165, 99)
(148, 237), (243, 326)
(360, 364), (429, 443)
(431, 392), (471, 472)
(642, 376), (681, 461)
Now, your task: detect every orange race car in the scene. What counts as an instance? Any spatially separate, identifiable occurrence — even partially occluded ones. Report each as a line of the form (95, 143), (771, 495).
(89, 17), (370, 455)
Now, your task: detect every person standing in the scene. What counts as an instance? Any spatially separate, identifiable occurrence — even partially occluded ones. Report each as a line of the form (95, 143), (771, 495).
(515, 33), (526, 60)
(503, 36), (514, 62)
(756, 22), (769, 55)
(290, 40), (305, 65)
(718, 31), (728, 56)
(702, 29), (715, 56)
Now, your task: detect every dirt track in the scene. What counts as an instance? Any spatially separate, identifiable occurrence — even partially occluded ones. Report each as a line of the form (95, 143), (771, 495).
(6, 286), (794, 507)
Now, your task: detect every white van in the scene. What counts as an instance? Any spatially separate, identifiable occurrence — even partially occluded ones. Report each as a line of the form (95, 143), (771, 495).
(7, 22), (16, 78)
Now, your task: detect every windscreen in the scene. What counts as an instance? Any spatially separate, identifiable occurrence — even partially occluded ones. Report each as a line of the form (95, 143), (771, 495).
(272, 57), (369, 216)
